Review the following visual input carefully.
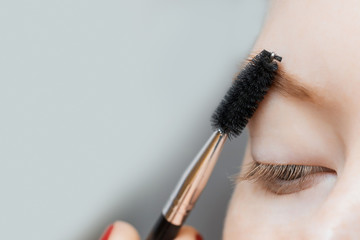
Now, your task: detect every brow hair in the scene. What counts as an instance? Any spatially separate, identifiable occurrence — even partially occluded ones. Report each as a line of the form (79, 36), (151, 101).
(237, 53), (319, 104)
(272, 65), (317, 103)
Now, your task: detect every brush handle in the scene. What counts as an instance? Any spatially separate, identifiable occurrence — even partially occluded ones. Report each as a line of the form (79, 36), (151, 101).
(146, 131), (227, 240)
(146, 214), (181, 240)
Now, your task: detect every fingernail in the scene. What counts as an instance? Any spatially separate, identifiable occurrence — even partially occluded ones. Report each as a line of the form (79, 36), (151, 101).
(196, 233), (203, 240)
(101, 224), (114, 240)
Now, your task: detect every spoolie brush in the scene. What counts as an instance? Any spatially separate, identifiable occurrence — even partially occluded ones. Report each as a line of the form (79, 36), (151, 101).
(211, 50), (282, 138)
(146, 49), (282, 240)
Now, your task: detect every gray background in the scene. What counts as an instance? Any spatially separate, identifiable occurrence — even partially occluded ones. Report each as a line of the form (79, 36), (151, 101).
(0, 1), (268, 239)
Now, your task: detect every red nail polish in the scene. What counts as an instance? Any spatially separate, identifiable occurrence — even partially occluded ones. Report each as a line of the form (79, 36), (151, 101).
(101, 224), (114, 240)
(196, 233), (203, 240)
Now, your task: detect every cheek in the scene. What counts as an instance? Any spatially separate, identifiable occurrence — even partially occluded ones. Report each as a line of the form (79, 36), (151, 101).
(223, 176), (336, 239)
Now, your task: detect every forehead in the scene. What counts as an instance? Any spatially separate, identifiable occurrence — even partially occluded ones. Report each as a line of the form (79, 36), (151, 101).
(252, 0), (360, 116)
(246, 0), (360, 151)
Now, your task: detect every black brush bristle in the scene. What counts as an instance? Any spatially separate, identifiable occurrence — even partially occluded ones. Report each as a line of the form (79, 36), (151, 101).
(211, 49), (282, 139)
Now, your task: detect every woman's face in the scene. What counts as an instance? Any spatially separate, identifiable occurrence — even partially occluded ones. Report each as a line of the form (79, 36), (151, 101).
(224, 1), (360, 239)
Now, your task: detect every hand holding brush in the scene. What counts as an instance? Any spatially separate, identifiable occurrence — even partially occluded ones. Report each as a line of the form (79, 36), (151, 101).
(99, 49), (282, 240)
(146, 50), (282, 240)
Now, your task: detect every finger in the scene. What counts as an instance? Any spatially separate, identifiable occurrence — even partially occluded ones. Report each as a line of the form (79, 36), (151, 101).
(174, 225), (203, 240)
(100, 221), (140, 240)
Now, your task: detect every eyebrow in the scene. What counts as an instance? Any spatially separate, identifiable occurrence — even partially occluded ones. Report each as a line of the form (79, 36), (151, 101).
(272, 65), (317, 103)
(242, 55), (319, 104)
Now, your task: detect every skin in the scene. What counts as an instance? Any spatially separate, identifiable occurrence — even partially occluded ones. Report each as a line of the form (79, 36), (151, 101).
(102, 0), (360, 239)
(224, 0), (360, 239)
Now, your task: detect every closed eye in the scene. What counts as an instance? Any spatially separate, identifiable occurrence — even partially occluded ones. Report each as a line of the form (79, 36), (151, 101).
(235, 161), (336, 195)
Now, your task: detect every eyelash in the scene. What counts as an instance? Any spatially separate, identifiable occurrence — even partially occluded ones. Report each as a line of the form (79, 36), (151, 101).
(236, 161), (335, 195)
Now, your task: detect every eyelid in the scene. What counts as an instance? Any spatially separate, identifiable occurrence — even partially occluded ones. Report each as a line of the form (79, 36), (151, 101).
(235, 161), (336, 195)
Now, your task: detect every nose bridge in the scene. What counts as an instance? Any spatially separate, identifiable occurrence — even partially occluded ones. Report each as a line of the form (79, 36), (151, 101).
(310, 153), (360, 239)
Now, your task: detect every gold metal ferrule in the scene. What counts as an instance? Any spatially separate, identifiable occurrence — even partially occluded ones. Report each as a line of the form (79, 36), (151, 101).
(162, 130), (227, 225)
